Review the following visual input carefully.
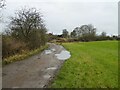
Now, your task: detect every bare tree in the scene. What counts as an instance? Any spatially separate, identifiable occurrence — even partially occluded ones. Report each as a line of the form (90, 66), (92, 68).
(70, 30), (77, 38)
(62, 29), (69, 38)
(9, 7), (47, 49)
(0, 0), (5, 20)
(0, 0), (5, 8)
(101, 31), (106, 37)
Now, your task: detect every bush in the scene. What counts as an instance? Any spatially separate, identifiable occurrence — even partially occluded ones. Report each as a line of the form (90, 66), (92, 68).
(2, 35), (27, 59)
(67, 38), (79, 42)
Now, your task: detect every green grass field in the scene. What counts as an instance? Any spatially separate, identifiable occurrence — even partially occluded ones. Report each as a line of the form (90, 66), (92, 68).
(51, 41), (118, 88)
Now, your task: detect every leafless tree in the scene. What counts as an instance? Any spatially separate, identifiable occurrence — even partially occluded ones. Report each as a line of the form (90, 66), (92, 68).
(62, 29), (69, 38)
(9, 7), (47, 49)
(0, 0), (5, 8)
(0, 0), (5, 21)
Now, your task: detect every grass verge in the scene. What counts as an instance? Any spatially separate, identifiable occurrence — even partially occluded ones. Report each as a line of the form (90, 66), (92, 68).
(3, 45), (48, 66)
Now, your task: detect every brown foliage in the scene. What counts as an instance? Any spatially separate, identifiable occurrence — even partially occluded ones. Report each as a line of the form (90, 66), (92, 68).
(2, 35), (27, 58)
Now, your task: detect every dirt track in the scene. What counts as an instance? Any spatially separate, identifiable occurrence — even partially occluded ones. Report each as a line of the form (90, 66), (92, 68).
(2, 43), (67, 88)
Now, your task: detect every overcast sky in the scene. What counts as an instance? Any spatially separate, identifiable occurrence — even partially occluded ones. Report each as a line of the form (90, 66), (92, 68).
(0, 0), (119, 35)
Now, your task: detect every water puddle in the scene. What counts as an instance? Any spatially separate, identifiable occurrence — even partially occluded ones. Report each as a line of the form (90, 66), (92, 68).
(55, 50), (71, 60)
(44, 50), (52, 55)
(51, 48), (56, 52)
(46, 67), (57, 70)
(43, 75), (51, 79)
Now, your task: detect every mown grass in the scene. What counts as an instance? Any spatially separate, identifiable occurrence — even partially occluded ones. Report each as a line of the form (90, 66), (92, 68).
(51, 41), (118, 88)
(3, 45), (48, 65)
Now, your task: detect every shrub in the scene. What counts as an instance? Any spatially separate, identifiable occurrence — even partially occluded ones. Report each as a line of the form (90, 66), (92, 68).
(2, 35), (27, 59)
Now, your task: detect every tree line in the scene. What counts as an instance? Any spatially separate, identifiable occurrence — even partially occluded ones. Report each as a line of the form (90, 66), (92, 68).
(59, 24), (119, 42)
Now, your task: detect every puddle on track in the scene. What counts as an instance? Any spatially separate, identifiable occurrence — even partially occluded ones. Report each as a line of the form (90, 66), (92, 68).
(46, 67), (57, 70)
(44, 50), (52, 55)
(44, 46), (71, 61)
(55, 50), (71, 60)
(51, 48), (56, 52)
(43, 75), (51, 79)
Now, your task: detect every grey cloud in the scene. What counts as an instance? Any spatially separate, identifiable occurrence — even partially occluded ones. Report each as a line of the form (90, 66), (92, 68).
(1, 0), (118, 35)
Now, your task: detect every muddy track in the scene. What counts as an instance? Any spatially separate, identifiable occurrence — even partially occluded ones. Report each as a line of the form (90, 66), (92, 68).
(2, 43), (70, 88)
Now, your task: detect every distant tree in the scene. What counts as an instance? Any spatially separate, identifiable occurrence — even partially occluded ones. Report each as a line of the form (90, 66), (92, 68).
(70, 30), (77, 38)
(0, 0), (5, 8)
(101, 31), (106, 37)
(0, 0), (5, 21)
(70, 24), (96, 41)
(118, 35), (120, 40)
(9, 7), (47, 49)
(118, 35), (120, 38)
(112, 35), (118, 40)
(62, 29), (69, 38)
(57, 35), (63, 38)
(87, 24), (96, 40)
(73, 27), (81, 37)
(100, 31), (107, 40)
(79, 24), (96, 41)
